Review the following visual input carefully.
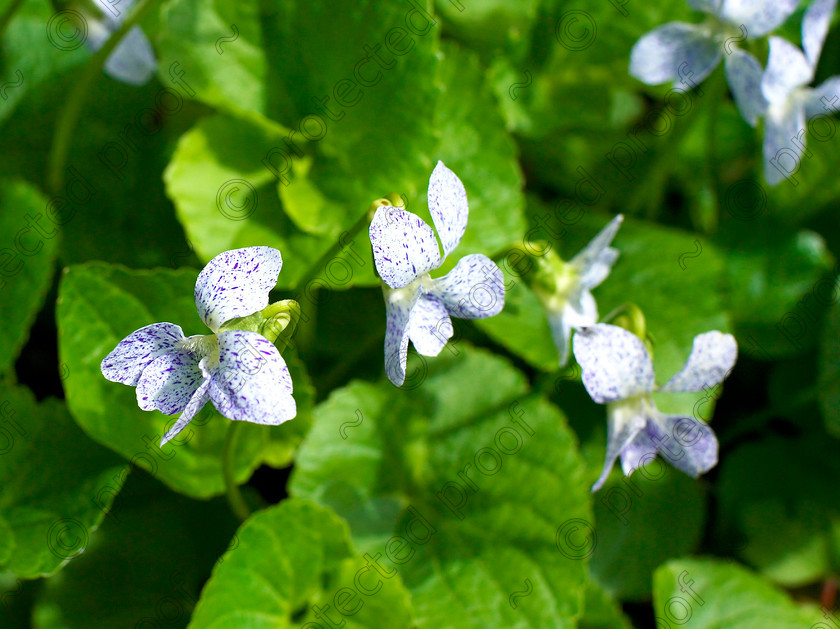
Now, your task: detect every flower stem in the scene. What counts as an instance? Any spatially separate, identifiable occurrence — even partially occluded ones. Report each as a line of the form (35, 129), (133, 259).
(222, 421), (251, 522)
(47, 0), (157, 194)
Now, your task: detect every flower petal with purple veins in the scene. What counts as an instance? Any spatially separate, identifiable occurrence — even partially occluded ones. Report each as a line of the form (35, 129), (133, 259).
(101, 322), (185, 386)
(194, 246), (283, 332)
(209, 330), (296, 425)
(369, 207), (441, 290)
(629, 22), (721, 86)
(408, 293), (453, 357)
(725, 48), (768, 127)
(646, 412), (719, 477)
(761, 37), (813, 105)
(573, 324), (656, 405)
(720, 0), (801, 39)
(427, 161), (469, 261)
(803, 0), (837, 67)
(431, 254), (505, 319)
(570, 215), (623, 290)
(592, 398), (648, 492)
(660, 331), (738, 393)
(383, 286), (421, 386)
(160, 378), (212, 446)
(136, 348), (205, 415)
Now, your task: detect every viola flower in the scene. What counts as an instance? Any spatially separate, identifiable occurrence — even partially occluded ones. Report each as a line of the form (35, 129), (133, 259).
(534, 215), (623, 367)
(101, 247), (297, 446)
(369, 161), (505, 386)
(573, 323), (737, 492)
(754, 0), (840, 185)
(89, 0), (156, 86)
(629, 0), (800, 90)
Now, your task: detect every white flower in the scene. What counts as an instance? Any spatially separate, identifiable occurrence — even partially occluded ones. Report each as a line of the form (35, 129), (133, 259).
(538, 215), (623, 367)
(629, 0), (800, 96)
(101, 247), (296, 446)
(572, 323), (737, 492)
(369, 161), (505, 386)
(750, 0), (840, 185)
(89, 0), (156, 86)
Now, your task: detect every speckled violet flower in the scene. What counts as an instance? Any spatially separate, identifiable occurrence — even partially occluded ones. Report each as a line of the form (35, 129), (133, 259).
(754, 0), (840, 185)
(101, 247), (297, 446)
(572, 323), (737, 492)
(89, 0), (156, 86)
(629, 0), (800, 92)
(538, 215), (623, 367)
(369, 161), (505, 386)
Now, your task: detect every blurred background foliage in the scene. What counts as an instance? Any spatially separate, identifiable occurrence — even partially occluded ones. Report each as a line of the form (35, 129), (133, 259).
(1, 0), (839, 626)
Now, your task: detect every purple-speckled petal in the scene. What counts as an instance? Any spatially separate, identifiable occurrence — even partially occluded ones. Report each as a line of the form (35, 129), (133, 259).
(725, 48), (768, 127)
(369, 207), (441, 290)
(629, 22), (721, 86)
(761, 37), (812, 105)
(660, 331), (737, 393)
(160, 378), (211, 446)
(408, 293), (453, 357)
(803, 0), (837, 67)
(103, 26), (156, 86)
(101, 322), (185, 386)
(619, 424), (659, 477)
(763, 98), (807, 186)
(563, 289), (598, 329)
(209, 330), (296, 425)
(431, 254), (505, 319)
(646, 412), (719, 477)
(804, 76), (840, 118)
(592, 398), (648, 492)
(573, 324), (655, 404)
(720, 0), (800, 38)
(136, 348), (204, 415)
(194, 246), (283, 332)
(570, 215), (623, 289)
(428, 161), (469, 260)
(382, 286), (420, 386)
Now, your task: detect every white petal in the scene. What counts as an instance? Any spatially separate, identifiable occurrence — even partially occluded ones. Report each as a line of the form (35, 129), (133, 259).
(687, 0), (723, 14)
(104, 26), (156, 86)
(209, 331), (296, 425)
(629, 23), (722, 85)
(160, 379), (211, 446)
(431, 254), (505, 319)
(803, 0), (837, 67)
(194, 246), (283, 333)
(647, 412), (719, 477)
(720, 0), (800, 38)
(761, 37), (813, 104)
(804, 76), (840, 117)
(725, 48), (768, 126)
(569, 214), (623, 289)
(369, 207), (441, 290)
(428, 161), (469, 260)
(619, 424), (659, 476)
(592, 398), (648, 492)
(660, 331), (737, 393)
(763, 99), (807, 186)
(547, 310), (573, 368)
(408, 294), (453, 357)
(382, 286), (420, 386)
(562, 289), (598, 329)
(572, 324), (655, 404)
(136, 348), (204, 414)
(101, 322), (185, 386)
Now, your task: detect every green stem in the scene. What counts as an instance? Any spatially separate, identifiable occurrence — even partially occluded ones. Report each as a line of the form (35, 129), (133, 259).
(291, 205), (375, 293)
(47, 0), (157, 194)
(0, 0), (26, 37)
(701, 68), (726, 233)
(222, 421), (251, 522)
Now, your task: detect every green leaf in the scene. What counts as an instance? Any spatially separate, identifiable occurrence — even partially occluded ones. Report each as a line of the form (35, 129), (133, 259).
(819, 298), (840, 437)
(715, 434), (840, 587)
(579, 581), (633, 629)
(187, 498), (414, 628)
(0, 179), (59, 373)
(652, 559), (824, 628)
(0, 384), (128, 579)
(56, 262), (303, 498)
(32, 473), (239, 629)
(290, 345), (592, 628)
